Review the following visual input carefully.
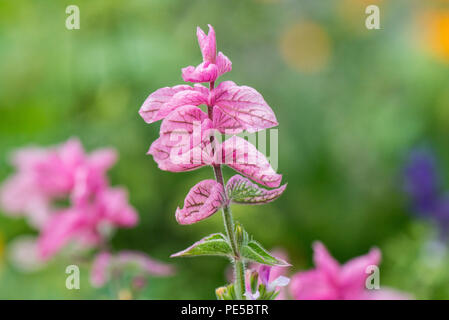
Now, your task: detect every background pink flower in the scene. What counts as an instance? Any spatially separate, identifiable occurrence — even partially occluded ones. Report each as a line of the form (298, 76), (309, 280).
(290, 242), (410, 300)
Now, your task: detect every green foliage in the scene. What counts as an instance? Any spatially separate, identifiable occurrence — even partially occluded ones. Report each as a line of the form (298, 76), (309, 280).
(0, 0), (448, 299)
(240, 240), (289, 266)
(171, 233), (232, 258)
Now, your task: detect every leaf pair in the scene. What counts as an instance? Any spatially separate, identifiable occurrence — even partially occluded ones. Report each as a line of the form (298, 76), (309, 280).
(170, 229), (289, 267)
(175, 175), (286, 225)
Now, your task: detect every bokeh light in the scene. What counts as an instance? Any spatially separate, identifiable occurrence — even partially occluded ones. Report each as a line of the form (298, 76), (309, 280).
(279, 21), (331, 73)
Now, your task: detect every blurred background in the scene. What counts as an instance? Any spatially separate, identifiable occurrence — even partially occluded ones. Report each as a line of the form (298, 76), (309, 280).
(1, 0), (449, 299)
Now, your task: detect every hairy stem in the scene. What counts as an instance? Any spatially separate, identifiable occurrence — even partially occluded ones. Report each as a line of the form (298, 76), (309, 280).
(213, 165), (245, 300)
(208, 80), (245, 300)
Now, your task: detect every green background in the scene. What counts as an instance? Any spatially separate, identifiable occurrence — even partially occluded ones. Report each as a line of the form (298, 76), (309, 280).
(1, 0), (449, 299)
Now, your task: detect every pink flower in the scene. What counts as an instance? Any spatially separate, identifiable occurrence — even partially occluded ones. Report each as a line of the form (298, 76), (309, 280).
(90, 250), (175, 288)
(140, 82), (277, 134)
(138, 25), (285, 225)
(181, 25), (232, 83)
(244, 265), (290, 300)
(290, 242), (410, 300)
(37, 187), (138, 260)
(244, 249), (290, 300)
(0, 138), (117, 228)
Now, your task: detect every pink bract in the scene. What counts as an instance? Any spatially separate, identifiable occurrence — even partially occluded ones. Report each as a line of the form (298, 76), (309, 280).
(138, 24), (284, 225)
(181, 25), (232, 83)
(176, 180), (225, 225)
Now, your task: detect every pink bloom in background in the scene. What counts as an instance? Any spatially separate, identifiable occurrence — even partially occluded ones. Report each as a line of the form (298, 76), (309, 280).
(37, 187), (138, 260)
(0, 138), (139, 261)
(290, 242), (410, 300)
(0, 138), (116, 228)
(139, 25), (286, 225)
(90, 250), (175, 288)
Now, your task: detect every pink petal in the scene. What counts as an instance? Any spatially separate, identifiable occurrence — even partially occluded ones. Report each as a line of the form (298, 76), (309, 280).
(226, 174), (287, 204)
(59, 138), (86, 169)
(216, 51), (232, 77)
(97, 188), (139, 227)
(197, 25), (216, 63)
(37, 208), (90, 260)
(156, 89), (208, 120)
(147, 137), (210, 172)
(182, 62), (218, 83)
(259, 265), (271, 286)
(290, 270), (338, 300)
(175, 179), (225, 225)
(212, 107), (244, 134)
(0, 174), (52, 228)
(88, 148), (117, 172)
(213, 82), (278, 133)
(90, 251), (112, 287)
(159, 105), (212, 149)
(139, 85), (199, 123)
(218, 136), (282, 188)
(312, 242), (341, 282)
(340, 247), (381, 293)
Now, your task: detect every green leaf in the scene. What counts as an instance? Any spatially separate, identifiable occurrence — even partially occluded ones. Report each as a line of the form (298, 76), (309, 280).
(226, 175), (287, 204)
(240, 240), (290, 266)
(170, 233), (233, 258)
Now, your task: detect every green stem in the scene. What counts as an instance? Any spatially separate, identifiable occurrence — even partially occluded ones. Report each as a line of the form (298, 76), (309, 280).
(213, 166), (238, 255)
(234, 259), (245, 300)
(209, 81), (246, 300)
(213, 165), (245, 300)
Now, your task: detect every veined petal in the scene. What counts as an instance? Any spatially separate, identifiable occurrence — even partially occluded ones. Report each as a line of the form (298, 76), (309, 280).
(160, 105), (212, 149)
(147, 137), (209, 172)
(197, 24), (216, 63)
(214, 82), (278, 133)
(156, 90), (208, 120)
(216, 51), (232, 77)
(217, 136), (282, 188)
(226, 174), (286, 204)
(182, 62), (218, 83)
(139, 85), (200, 123)
(175, 180), (225, 225)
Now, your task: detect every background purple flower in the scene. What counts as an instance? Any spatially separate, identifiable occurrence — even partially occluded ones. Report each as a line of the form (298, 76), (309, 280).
(403, 148), (449, 238)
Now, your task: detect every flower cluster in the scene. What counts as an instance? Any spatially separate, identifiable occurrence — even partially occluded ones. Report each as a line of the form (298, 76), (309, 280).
(289, 242), (409, 300)
(0, 138), (138, 260)
(139, 24), (285, 225)
(404, 148), (449, 238)
(139, 24), (288, 300)
(244, 259), (290, 300)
